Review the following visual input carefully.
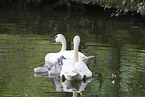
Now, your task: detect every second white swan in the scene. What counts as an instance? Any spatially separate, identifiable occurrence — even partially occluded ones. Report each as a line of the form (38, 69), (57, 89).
(60, 35), (92, 81)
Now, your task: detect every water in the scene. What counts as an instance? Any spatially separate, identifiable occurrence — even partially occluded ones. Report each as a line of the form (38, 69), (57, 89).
(0, 9), (145, 97)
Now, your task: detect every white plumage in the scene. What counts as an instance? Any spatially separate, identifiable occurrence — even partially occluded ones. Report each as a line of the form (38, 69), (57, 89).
(60, 35), (92, 80)
(45, 34), (94, 69)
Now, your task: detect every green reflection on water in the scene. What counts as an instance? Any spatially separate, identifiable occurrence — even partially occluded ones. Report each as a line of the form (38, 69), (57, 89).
(0, 34), (56, 96)
(0, 9), (145, 97)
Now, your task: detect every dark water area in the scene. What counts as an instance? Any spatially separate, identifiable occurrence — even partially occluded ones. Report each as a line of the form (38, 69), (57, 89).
(0, 9), (145, 97)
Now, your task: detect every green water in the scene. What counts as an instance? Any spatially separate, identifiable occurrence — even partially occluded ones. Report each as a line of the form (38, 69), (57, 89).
(0, 9), (145, 97)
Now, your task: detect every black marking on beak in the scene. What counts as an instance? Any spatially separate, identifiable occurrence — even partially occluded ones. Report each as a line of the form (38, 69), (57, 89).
(49, 36), (58, 44)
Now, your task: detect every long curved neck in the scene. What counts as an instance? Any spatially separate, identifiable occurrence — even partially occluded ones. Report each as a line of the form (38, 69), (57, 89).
(60, 38), (66, 51)
(74, 43), (78, 63)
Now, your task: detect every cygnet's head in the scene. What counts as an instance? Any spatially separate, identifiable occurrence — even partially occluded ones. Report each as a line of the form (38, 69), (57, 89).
(50, 34), (65, 44)
(57, 56), (66, 65)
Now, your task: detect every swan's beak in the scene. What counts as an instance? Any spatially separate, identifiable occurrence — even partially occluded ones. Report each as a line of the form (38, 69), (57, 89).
(49, 39), (56, 44)
(49, 36), (58, 44)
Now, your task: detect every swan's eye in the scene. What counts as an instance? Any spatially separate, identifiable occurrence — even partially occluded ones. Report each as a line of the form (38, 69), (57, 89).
(53, 36), (58, 41)
(55, 36), (58, 39)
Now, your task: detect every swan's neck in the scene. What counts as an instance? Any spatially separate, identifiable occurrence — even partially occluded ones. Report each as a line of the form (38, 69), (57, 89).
(74, 44), (78, 63)
(61, 38), (66, 51)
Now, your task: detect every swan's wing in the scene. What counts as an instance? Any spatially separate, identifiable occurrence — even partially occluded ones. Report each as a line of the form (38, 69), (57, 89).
(60, 60), (79, 78)
(75, 61), (89, 72)
(75, 61), (92, 77)
(45, 53), (56, 62)
(45, 53), (61, 64)
(58, 51), (74, 60)
(61, 60), (74, 72)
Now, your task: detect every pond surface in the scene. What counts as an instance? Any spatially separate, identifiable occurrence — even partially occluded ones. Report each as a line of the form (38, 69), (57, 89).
(0, 9), (145, 97)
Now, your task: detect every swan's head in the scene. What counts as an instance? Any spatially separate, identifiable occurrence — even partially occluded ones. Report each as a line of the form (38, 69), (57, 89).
(73, 35), (80, 47)
(50, 34), (65, 44)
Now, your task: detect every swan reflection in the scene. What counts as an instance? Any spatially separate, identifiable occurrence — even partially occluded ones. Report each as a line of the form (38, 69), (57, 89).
(61, 79), (92, 92)
(34, 73), (92, 96)
(61, 78), (92, 97)
(54, 74), (92, 96)
(34, 72), (48, 77)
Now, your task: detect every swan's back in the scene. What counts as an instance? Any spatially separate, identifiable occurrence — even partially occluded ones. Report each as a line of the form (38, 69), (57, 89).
(45, 53), (61, 63)
(61, 60), (74, 73)
(75, 61), (92, 78)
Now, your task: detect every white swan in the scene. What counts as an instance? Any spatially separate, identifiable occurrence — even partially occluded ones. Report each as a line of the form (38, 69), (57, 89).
(60, 36), (92, 80)
(44, 34), (66, 69)
(45, 34), (94, 68)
